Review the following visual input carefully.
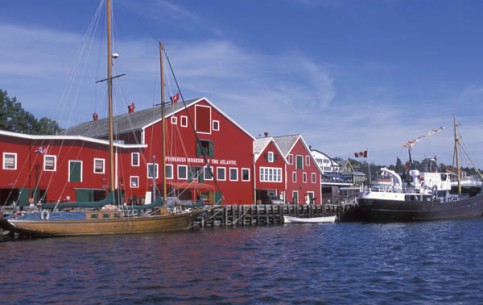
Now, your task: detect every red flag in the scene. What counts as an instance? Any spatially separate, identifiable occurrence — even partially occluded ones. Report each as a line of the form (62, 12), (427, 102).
(354, 150), (368, 158)
(170, 92), (180, 104)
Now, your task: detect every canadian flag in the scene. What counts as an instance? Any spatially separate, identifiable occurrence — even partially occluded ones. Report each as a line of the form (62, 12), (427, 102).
(35, 146), (47, 155)
(354, 150), (368, 158)
(170, 92), (180, 104)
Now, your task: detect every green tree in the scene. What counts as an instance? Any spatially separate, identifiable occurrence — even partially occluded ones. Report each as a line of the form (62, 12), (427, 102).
(0, 89), (63, 134)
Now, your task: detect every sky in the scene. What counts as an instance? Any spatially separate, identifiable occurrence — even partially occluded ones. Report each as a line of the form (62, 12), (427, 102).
(1, 0), (483, 168)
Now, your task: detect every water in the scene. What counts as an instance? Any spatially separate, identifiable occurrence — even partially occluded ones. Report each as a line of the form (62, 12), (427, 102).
(1, 219), (482, 305)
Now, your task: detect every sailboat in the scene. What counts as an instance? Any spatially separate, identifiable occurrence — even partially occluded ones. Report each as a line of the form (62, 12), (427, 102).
(4, 0), (207, 237)
(341, 117), (483, 222)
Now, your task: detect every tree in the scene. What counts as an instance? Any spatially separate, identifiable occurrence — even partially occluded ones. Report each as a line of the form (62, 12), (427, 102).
(0, 89), (63, 134)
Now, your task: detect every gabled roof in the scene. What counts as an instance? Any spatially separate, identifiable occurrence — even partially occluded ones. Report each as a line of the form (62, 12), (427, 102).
(64, 99), (198, 138)
(253, 137), (287, 163)
(0, 130), (146, 149)
(272, 134), (301, 156)
(64, 97), (255, 141)
(273, 134), (323, 175)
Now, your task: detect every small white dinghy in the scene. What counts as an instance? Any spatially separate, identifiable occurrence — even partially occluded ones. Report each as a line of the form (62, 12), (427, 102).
(283, 215), (337, 224)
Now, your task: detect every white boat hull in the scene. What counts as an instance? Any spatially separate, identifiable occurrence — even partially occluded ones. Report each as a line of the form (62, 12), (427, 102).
(283, 215), (337, 224)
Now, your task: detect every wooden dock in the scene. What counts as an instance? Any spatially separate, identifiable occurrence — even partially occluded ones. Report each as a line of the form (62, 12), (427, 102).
(194, 204), (352, 227)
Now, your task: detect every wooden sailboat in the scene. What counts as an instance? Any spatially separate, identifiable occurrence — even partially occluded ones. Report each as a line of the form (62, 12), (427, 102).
(6, 0), (206, 237)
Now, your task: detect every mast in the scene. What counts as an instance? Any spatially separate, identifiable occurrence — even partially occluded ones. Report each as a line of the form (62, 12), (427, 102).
(160, 42), (167, 201)
(454, 115), (462, 194)
(106, 0), (115, 193)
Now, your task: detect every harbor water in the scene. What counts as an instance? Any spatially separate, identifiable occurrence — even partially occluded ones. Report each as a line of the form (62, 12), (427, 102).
(1, 218), (482, 304)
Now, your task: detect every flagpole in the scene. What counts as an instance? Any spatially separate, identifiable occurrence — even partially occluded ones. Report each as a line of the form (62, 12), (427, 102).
(367, 149), (371, 186)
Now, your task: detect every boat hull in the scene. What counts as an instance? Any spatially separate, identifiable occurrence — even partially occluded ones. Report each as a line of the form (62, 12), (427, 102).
(7, 210), (205, 237)
(283, 215), (337, 223)
(341, 192), (483, 222)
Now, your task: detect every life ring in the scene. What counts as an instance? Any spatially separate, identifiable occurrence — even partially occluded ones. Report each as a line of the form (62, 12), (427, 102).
(41, 210), (50, 220)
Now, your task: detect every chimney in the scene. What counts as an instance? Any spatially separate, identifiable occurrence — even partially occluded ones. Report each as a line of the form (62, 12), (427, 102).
(128, 102), (135, 114)
(264, 132), (269, 137)
(92, 112), (98, 121)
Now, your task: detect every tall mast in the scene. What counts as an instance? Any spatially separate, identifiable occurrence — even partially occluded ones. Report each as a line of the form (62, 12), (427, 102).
(106, 0), (115, 193)
(160, 42), (167, 201)
(454, 115), (461, 194)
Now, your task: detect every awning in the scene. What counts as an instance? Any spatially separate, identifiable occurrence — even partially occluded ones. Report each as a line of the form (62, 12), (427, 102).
(164, 181), (215, 191)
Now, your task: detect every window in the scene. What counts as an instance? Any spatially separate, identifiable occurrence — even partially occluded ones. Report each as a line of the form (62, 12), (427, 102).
(147, 163), (159, 179)
(267, 151), (274, 163)
(166, 164), (173, 179)
(181, 116), (188, 127)
(189, 166), (203, 182)
(296, 155), (304, 170)
(311, 173), (317, 184)
(241, 168), (250, 181)
(44, 155), (56, 171)
(213, 120), (220, 131)
(305, 155), (310, 166)
(217, 167), (226, 181)
(69, 161), (82, 182)
(130, 176), (139, 188)
(303, 172), (307, 183)
(197, 140), (214, 157)
(94, 158), (105, 174)
(131, 152), (140, 167)
(287, 154), (293, 165)
(292, 171), (297, 183)
(178, 165), (188, 180)
(259, 167), (282, 182)
(229, 168), (238, 181)
(171, 116), (177, 125)
(3, 153), (17, 170)
(204, 166), (214, 180)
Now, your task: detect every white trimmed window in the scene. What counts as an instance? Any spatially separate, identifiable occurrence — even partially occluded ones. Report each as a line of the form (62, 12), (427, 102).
(259, 167), (282, 182)
(303, 172), (307, 183)
(94, 158), (105, 174)
(147, 163), (159, 179)
(171, 116), (178, 125)
(305, 155), (310, 166)
(181, 116), (188, 127)
(166, 164), (173, 179)
(131, 152), (140, 167)
(204, 166), (214, 180)
(292, 171), (297, 183)
(130, 176), (139, 188)
(229, 168), (238, 181)
(241, 168), (250, 182)
(3, 153), (17, 170)
(178, 165), (188, 180)
(287, 154), (293, 165)
(217, 167), (226, 181)
(312, 173), (317, 184)
(44, 155), (56, 171)
(268, 151), (274, 163)
(213, 120), (220, 131)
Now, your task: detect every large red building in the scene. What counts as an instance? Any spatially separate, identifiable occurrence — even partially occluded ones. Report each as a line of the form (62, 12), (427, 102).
(1, 98), (255, 206)
(1, 98), (323, 207)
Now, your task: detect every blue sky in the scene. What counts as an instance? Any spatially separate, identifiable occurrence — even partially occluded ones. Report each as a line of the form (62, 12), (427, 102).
(1, 0), (483, 167)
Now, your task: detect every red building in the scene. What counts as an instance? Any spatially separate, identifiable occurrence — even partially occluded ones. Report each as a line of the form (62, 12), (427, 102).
(273, 135), (323, 204)
(0, 130), (144, 205)
(0, 97), (256, 206)
(253, 136), (287, 204)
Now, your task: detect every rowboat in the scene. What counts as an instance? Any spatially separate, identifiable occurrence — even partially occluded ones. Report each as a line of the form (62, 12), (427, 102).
(283, 215), (337, 223)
